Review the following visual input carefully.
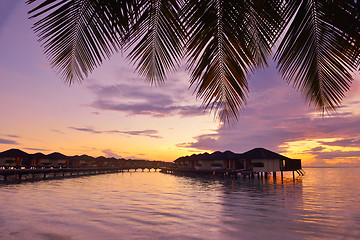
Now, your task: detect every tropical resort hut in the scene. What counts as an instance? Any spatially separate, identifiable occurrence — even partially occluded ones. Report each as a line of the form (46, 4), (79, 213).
(69, 154), (96, 167)
(240, 148), (303, 179)
(29, 152), (47, 167)
(173, 148), (303, 180)
(46, 152), (68, 167)
(0, 149), (29, 168)
(174, 151), (250, 171)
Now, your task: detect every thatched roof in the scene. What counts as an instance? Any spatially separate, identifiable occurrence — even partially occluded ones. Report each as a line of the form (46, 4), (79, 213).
(71, 154), (95, 161)
(0, 148), (149, 163)
(30, 152), (47, 158)
(0, 149), (29, 158)
(175, 150), (242, 162)
(47, 152), (68, 159)
(175, 148), (292, 162)
(240, 148), (291, 160)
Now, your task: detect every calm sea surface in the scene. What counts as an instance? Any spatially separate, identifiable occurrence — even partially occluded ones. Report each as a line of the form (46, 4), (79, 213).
(1, 168), (360, 240)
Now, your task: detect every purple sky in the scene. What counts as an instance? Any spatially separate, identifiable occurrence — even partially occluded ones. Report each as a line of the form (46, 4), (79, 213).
(1, 1), (360, 165)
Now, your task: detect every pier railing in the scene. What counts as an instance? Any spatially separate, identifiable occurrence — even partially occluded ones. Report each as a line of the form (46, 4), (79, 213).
(0, 163), (172, 182)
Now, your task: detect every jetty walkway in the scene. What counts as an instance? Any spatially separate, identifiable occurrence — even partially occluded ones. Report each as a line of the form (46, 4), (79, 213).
(161, 167), (305, 181)
(0, 165), (163, 183)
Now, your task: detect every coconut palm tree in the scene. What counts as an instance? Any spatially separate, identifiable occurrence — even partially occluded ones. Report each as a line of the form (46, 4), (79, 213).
(27, 0), (360, 122)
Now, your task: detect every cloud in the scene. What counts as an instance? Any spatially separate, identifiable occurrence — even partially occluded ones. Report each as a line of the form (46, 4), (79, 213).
(102, 149), (147, 160)
(6, 134), (20, 138)
(319, 138), (360, 147)
(176, 134), (218, 151)
(92, 99), (205, 118)
(69, 127), (162, 138)
(107, 129), (161, 138)
(24, 147), (49, 151)
(0, 138), (18, 145)
(87, 80), (207, 118)
(175, 64), (360, 165)
(102, 149), (123, 159)
(52, 129), (65, 134)
(311, 150), (360, 160)
(69, 127), (102, 134)
(179, 104), (360, 157)
(308, 146), (326, 152)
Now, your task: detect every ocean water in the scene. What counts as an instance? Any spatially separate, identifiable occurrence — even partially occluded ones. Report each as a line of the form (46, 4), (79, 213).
(0, 168), (359, 240)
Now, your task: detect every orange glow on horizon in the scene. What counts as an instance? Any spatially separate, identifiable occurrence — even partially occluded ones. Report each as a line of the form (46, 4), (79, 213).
(279, 138), (360, 166)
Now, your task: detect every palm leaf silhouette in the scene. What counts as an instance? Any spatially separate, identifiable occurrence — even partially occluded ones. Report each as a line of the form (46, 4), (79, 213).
(276, 0), (360, 112)
(27, 0), (360, 121)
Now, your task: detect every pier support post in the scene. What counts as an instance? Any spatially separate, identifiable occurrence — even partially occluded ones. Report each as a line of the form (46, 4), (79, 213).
(265, 172), (268, 179)
(273, 172), (276, 179)
(292, 171), (295, 181)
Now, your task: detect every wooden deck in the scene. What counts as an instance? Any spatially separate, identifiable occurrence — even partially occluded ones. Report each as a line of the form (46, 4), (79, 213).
(0, 166), (160, 183)
(161, 167), (253, 178)
(161, 167), (305, 181)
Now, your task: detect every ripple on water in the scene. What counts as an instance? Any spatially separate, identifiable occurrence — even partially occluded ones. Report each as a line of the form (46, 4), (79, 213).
(1, 168), (360, 239)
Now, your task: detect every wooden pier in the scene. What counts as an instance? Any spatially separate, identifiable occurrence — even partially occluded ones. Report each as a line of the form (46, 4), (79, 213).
(161, 167), (305, 181)
(161, 168), (252, 178)
(0, 166), (160, 183)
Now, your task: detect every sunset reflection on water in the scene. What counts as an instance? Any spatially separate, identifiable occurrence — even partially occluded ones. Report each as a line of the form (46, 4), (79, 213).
(0, 168), (359, 239)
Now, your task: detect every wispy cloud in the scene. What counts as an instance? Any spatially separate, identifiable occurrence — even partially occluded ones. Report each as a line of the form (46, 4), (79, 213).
(87, 80), (207, 118)
(319, 138), (360, 147)
(311, 150), (360, 160)
(175, 64), (360, 165)
(69, 127), (162, 138)
(107, 129), (161, 138)
(69, 127), (102, 134)
(52, 129), (65, 134)
(102, 149), (123, 159)
(92, 99), (205, 118)
(24, 147), (49, 152)
(0, 138), (18, 145)
(6, 134), (20, 138)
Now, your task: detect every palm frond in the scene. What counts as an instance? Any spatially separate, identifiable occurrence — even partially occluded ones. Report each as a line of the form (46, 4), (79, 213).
(127, 0), (185, 84)
(184, 0), (285, 122)
(27, 0), (360, 122)
(28, 0), (134, 84)
(275, 0), (360, 112)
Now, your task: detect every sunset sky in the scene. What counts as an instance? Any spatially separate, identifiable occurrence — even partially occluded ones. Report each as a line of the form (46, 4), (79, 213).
(1, 1), (360, 166)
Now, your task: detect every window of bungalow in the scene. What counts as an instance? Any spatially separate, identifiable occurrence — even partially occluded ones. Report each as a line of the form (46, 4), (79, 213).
(252, 162), (264, 167)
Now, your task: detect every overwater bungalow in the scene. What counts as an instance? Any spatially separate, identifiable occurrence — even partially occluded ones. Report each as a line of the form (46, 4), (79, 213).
(0, 149), (28, 168)
(69, 154), (96, 167)
(173, 148), (303, 179)
(46, 152), (68, 167)
(175, 151), (250, 170)
(239, 148), (303, 178)
(29, 152), (48, 167)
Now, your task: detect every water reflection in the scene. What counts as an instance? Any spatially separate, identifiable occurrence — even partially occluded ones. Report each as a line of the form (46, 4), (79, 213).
(0, 169), (359, 239)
